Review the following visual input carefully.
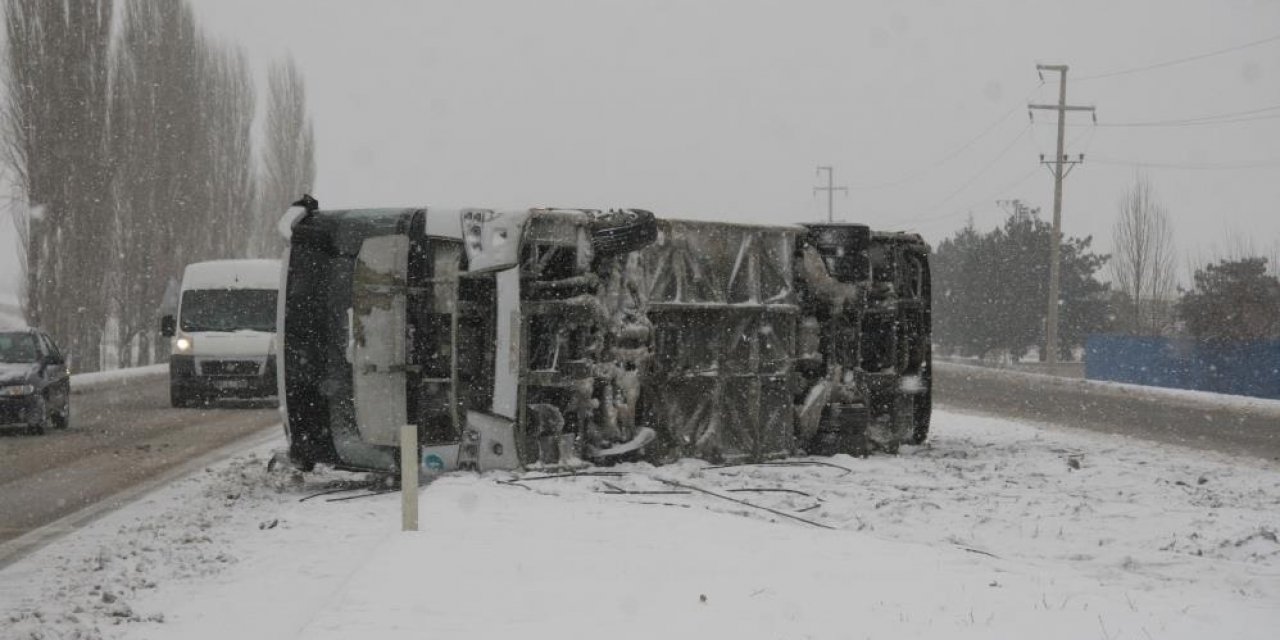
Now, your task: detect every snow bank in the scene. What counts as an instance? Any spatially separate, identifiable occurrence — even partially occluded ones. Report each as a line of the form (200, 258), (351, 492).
(1, 410), (1277, 639)
(71, 363), (168, 394)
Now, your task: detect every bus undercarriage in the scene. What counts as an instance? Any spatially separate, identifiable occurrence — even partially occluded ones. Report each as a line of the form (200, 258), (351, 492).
(279, 204), (930, 474)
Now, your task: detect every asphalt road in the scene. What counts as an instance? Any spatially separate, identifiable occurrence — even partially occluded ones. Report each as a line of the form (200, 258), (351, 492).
(934, 362), (1280, 462)
(0, 372), (279, 561)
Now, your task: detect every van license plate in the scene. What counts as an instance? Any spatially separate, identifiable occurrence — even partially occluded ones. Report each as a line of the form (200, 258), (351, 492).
(213, 379), (249, 389)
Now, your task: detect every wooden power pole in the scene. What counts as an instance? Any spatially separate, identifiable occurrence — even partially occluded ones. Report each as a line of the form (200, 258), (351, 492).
(1029, 65), (1095, 365)
(813, 166), (847, 223)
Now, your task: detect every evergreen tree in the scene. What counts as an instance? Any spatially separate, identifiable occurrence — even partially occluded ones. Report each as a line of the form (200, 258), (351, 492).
(1178, 257), (1280, 341)
(931, 209), (1111, 360)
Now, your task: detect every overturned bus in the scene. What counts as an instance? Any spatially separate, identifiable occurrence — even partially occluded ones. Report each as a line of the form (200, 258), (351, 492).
(277, 202), (930, 474)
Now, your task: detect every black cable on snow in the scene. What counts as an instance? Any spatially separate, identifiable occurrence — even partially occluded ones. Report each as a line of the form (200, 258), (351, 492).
(653, 477), (835, 530)
(703, 460), (855, 476)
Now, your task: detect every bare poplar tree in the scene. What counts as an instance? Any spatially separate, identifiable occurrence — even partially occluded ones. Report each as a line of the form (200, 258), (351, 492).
(2, 0), (116, 371)
(200, 44), (257, 261)
(1110, 175), (1177, 336)
(3, 192), (29, 317)
(4, 0), (265, 367)
(109, 0), (207, 363)
(253, 55), (315, 258)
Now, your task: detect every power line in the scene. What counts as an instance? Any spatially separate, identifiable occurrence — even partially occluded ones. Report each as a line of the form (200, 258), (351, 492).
(900, 165), (1041, 228)
(921, 123), (1032, 213)
(1138, 103), (1280, 122)
(1043, 114), (1280, 129)
(901, 121), (1077, 228)
(846, 82), (1044, 191)
(1076, 32), (1280, 81)
(1089, 156), (1280, 170)
(848, 105), (1021, 190)
(1034, 104), (1280, 128)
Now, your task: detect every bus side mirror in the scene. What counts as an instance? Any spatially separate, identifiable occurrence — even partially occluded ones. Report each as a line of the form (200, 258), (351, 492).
(160, 315), (176, 337)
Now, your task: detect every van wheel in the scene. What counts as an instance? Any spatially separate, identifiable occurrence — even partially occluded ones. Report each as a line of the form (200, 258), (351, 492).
(590, 209), (658, 257)
(171, 386), (194, 408)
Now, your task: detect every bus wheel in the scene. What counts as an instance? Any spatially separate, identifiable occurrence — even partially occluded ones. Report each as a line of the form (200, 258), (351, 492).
(590, 209), (658, 257)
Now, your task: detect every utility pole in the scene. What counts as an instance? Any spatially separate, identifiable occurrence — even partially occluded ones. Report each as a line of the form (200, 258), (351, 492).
(813, 166), (847, 223)
(1028, 64), (1095, 365)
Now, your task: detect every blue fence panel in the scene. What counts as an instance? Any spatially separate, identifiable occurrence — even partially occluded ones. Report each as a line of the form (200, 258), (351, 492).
(1085, 334), (1280, 400)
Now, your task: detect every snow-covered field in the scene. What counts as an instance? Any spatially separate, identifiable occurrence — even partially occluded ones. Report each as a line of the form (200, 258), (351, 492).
(2, 409), (1278, 639)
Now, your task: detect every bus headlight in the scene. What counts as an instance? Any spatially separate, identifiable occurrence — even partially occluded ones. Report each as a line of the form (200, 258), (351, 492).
(465, 221), (483, 254)
(175, 336), (193, 352)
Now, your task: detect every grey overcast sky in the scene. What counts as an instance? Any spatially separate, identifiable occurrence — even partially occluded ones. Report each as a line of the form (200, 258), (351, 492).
(2, 0), (1279, 297)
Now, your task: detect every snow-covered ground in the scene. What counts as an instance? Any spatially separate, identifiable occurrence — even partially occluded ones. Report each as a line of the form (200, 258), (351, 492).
(2, 409), (1278, 639)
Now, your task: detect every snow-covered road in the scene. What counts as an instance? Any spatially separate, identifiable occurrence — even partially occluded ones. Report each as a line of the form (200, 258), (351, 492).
(2, 409), (1278, 639)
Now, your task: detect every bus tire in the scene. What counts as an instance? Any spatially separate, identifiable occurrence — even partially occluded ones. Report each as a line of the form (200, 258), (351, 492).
(590, 209), (658, 257)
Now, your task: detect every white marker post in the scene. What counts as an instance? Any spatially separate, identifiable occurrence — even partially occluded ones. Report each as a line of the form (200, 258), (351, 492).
(400, 424), (418, 531)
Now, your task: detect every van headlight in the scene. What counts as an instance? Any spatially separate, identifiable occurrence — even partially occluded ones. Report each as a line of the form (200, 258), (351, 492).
(1, 384), (35, 397)
(175, 336), (193, 352)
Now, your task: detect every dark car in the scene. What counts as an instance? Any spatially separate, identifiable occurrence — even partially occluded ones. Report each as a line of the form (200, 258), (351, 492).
(0, 329), (70, 435)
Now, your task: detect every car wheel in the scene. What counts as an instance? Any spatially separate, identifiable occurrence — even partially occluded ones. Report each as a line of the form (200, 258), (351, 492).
(52, 400), (69, 430)
(28, 397), (49, 435)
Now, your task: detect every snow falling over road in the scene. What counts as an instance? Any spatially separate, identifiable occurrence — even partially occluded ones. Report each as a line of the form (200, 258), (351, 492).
(2, 409), (1278, 639)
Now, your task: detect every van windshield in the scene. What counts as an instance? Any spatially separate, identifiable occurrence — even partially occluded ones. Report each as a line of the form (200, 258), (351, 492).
(180, 289), (277, 333)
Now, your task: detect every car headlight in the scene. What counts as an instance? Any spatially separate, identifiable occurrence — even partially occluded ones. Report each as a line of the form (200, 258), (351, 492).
(175, 336), (193, 352)
(1, 384), (35, 397)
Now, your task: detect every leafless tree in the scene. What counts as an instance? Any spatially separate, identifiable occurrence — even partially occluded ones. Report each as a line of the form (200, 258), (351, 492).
(2, 0), (116, 371)
(108, 0), (207, 364)
(1110, 175), (1177, 336)
(108, 0), (259, 365)
(200, 44), (257, 262)
(253, 55), (315, 258)
(2, 188), (29, 316)
(4, 0), (275, 368)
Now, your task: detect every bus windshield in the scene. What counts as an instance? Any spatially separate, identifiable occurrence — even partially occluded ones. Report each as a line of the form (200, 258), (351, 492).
(180, 289), (277, 333)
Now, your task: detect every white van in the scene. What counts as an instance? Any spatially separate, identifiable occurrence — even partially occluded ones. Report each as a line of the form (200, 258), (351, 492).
(160, 259), (282, 407)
